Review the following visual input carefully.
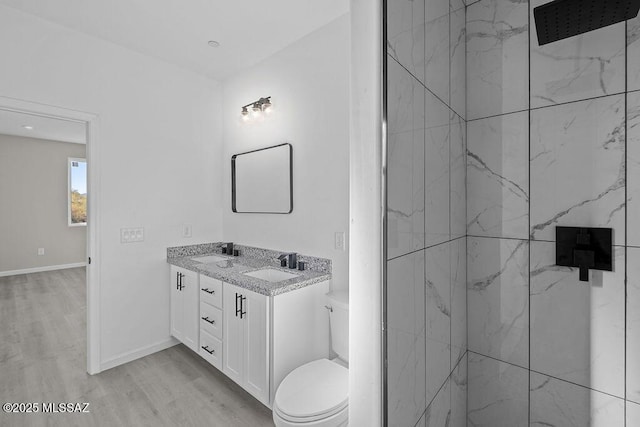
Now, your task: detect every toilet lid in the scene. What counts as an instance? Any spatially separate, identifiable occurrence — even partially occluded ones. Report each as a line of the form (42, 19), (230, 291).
(274, 359), (348, 420)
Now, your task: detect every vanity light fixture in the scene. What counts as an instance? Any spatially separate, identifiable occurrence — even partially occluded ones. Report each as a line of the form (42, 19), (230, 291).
(240, 96), (273, 121)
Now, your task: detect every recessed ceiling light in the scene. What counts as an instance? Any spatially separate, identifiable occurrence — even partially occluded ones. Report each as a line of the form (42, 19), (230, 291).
(22, 125), (34, 130)
(208, 40), (220, 48)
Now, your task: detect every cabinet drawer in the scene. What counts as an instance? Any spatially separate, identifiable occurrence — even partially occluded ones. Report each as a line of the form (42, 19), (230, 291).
(200, 275), (223, 308)
(199, 330), (222, 370)
(200, 302), (223, 339)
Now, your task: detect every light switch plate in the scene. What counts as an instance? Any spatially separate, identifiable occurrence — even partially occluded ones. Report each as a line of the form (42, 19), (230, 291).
(334, 231), (346, 251)
(182, 224), (192, 238)
(121, 227), (144, 243)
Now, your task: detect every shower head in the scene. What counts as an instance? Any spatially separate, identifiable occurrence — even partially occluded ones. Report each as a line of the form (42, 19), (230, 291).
(534, 0), (640, 46)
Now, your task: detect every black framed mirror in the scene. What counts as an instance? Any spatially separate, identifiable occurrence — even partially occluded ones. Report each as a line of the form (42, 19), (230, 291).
(231, 143), (293, 214)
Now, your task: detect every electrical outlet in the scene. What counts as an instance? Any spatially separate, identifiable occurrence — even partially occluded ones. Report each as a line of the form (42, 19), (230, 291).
(120, 227), (144, 243)
(334, 231), (346, 251)
(182, 224), (192, 238)
(37, 248), (45, 256)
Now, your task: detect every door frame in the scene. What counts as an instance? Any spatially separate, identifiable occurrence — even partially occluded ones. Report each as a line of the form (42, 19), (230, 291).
(0, 96), (101, 374)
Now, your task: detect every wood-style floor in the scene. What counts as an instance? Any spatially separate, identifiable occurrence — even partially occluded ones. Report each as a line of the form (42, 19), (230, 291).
(0, 268), (274, 427)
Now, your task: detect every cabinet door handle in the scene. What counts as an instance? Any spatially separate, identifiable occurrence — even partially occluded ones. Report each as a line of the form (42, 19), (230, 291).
(178, 273), (184, 291)
(235, 293), (241, 317)
(201, 288), (215, 294)
(240, 295), (247, 319)
(201, 345), (215, 355)
(201, 316), (215, 325)
(176, 272), (180, 290)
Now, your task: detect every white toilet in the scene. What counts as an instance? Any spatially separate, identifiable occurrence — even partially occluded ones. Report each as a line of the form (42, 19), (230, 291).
(273, 291), (349, 427)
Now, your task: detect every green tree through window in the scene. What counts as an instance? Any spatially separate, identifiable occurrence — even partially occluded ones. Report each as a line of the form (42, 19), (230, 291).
(69, 158), (87, 225)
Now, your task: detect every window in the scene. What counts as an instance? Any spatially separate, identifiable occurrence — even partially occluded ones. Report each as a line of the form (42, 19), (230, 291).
(68, 158), (87, 226)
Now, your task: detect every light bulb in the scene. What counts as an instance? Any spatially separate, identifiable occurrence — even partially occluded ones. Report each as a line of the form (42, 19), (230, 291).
(262, 98), (273, 114)
(252, 104), (262, 118)
(241, 107), (250, 121)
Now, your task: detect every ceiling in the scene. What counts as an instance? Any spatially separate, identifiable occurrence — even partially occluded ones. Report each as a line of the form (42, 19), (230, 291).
(0, 0), (350, 81)
(0, 109), (86, 144)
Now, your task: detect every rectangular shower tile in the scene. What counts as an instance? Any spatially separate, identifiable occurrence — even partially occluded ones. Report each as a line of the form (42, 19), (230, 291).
(628, 247), (640, 403)
(467, 111), (529, 239)
(530, 242), (625, 398)
(425, 242), (451, 403)
(450, 238), (466, 367)
(466, 0), (529, 120)
(530, 372), (625, 427)
(387, 251), (426, 427)
(629, 15), (640, 92)
(467, 237), (529, 368)
(530, 0), (625, 107)
(467, 353), (528, 427)
(424, 13), (450, 106)
(387, 0), (425, 85)
(450, 6), (465, 119)
(449, 353), (467, 427)
(530, 95), (626, 244)
(450, 112), (466, 240)
(425, 89), (451, 247)
(628, 92), (640, 246)
(387, 57), (426, 259)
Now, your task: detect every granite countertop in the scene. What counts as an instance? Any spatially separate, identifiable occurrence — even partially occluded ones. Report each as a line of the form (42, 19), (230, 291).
(167, 251), (331, 297)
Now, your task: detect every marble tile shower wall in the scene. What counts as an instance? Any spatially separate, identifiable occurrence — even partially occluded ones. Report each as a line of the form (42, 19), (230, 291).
(386, 0), (467, 425)
(466, 0), (640, 425)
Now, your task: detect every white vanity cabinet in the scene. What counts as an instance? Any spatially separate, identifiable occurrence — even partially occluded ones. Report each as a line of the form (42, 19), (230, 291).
(169, 263), (330, 408)
(169, 266), (199, 352)
(223, 282), (269, 405)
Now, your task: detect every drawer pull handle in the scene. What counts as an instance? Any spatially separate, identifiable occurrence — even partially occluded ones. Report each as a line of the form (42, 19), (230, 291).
(201, 288), (215, 294)
(201, 316), (216, 325)
(201, 345), (215, 355)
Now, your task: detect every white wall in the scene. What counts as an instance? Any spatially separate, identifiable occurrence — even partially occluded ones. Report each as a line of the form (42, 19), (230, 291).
(0, 6), (223, 366)
(0, 134), (86, 273)
(349, 0), (383, 424)
(221, 15), (350, 291)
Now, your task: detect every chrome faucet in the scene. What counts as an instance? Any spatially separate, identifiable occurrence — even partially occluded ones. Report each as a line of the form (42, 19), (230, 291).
(278, 252), (297, 269)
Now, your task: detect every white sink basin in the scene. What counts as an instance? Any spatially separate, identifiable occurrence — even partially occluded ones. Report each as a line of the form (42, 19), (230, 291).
(191, 255), (228, 264)
(244, 268), (299, 282)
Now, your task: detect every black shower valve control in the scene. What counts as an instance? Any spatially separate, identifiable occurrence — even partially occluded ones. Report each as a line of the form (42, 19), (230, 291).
(555, 227), (612, 282)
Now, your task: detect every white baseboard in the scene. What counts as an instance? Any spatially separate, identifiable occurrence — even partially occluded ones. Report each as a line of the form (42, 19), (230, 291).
(0, 262), (87, 277)
(99, 337), (179, 372)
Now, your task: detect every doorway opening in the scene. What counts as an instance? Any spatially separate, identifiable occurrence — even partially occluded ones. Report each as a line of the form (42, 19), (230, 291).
(0, 96), (100, 374)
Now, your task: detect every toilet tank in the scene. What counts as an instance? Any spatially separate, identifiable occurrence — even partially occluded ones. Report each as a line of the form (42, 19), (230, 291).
(327, 291), (349, 363)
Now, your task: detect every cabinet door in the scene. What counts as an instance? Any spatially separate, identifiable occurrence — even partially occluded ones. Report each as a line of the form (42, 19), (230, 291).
(223, 283), (244, 385)
(181, 269), (199, 352)
(170, 267), (184, 341)
(243, 288), (269, 404)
